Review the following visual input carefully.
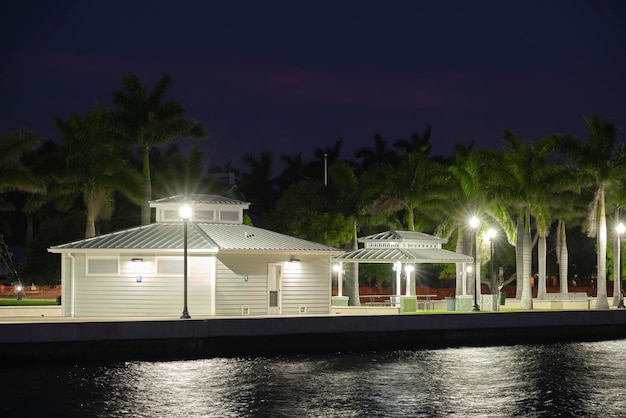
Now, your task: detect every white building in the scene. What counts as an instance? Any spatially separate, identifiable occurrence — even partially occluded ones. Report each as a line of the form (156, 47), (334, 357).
(48, 195), (342, 318)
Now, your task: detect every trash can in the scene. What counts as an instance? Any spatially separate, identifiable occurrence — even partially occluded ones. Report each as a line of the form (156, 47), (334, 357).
(499, 292), (506, 305)
(445, 297), (456, 311)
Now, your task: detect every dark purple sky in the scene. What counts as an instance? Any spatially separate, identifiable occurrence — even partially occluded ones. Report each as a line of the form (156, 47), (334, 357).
(2, 1), (625, 171)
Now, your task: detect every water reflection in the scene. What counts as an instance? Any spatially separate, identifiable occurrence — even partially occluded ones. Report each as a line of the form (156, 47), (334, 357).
(3, 340), (626, 417)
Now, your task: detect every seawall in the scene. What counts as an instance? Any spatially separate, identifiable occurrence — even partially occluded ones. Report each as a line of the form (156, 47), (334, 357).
(1, 311), (625, 364)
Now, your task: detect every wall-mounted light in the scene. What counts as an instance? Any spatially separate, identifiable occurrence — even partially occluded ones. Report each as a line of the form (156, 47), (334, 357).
(131, 258), (143, 262)
(289, 255), (301, 263)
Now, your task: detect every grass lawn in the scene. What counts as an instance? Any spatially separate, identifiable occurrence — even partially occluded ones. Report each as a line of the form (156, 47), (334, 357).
(0, 297), (59, 306)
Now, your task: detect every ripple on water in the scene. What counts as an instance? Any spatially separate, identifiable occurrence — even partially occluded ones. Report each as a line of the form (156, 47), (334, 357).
(2, 339), (626, 417)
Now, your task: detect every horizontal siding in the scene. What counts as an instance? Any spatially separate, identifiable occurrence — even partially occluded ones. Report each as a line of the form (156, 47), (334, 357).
(61, 256), (72, 316)
(281, 256), (331, 315)
(215, 260), (268, 316)
(215, 256), (331, 316)
(72, 255), (214, 317)
(61, 252), (332, 318)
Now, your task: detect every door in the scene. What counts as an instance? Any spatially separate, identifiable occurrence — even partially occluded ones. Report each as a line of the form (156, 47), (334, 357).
(268, 264), (282, 315)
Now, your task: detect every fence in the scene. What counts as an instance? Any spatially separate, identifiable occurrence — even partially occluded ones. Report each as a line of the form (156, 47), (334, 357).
(0, 284), (62, 298)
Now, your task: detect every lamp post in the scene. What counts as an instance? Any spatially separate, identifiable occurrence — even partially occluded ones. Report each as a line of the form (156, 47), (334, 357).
(617, 222), (625, 309)
(180, 204), (192, 319)
(470, 216), (480, 312)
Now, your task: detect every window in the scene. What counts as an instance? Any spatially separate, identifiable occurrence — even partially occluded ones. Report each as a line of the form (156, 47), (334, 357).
(157, 258), (183, 275)
(219, 210), (239, 222)
(87, 258), (119, 275)
(194, 210), (215, 222)
(162, 209), (180, 222)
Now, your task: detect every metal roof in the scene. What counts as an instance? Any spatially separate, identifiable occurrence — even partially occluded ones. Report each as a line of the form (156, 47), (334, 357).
(149, 194), (250, 206)
(197, 224), (340, 252)
(333, 247), (473, 263)
(359, 230), (446, 244)
(49, 222), (341, 253)
(49, 223), (219, 252)
(334, 230), (470, 263)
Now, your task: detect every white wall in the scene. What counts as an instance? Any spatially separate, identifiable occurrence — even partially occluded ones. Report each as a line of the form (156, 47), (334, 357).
(281, 256), (331, 315)
(215, 259), (268, 316)
(215, 254), (332, 316)
(68, 254), (214, 317)
(61, 252), (332, 317)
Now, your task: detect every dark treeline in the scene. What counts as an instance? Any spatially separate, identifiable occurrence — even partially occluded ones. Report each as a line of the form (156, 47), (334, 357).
(0, 73), (623, 309)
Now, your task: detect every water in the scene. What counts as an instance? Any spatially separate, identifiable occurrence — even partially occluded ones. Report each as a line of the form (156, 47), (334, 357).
(3, 340), (626, 417)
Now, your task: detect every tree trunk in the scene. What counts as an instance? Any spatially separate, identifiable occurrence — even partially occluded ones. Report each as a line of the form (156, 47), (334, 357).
(348, 220), (360, 306)
(475, 231), (482, 303)
(141, 147), (152, 226)
(596, 186), (609, 309)
(515, 218), (523, 299)
(455, 228), (465, 296)
(613, 207), (621, 307)
(26, 213), (33, 245)
(521, 211), (533, 310)
(537, 235), (547, 299)
(407, 207), (415, 231)
(559, 221), (569, 294)
(85, 192), (96, 239)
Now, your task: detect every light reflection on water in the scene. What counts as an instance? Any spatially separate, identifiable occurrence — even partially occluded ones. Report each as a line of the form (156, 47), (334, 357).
(3, 339), (626, 417)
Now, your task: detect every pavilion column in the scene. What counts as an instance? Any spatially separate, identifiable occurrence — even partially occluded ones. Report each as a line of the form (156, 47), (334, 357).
(461, 262), (467, 296)
(395, 261), (402, 307)
(404, 264), (414, 296)
(337, 262), (343, 297)
(331, 262), (349, 307)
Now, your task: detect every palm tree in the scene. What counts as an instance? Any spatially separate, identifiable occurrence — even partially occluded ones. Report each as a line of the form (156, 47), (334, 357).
(354, 134), (397, 170)
(238, 151), (277, 219)
(551, 116), (624, 309)
(326, 160), (363, 305)
(0, 128), (46, 241)
(112, 73), (208, 225)
(0, 129), (45, 211)
(370, 151), (449, 232)
(278, 152), (307, 191)
(489, 131), (555, 309)
(393, 125), (432, 155)
(51, 104), (143, 238)
(304, 138), (345, 183)
(151, 144), (210, 198)
(442, 144), (516, 297)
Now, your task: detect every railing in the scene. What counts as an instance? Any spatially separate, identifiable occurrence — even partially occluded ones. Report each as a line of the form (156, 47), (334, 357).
(359, 294), (437, 310)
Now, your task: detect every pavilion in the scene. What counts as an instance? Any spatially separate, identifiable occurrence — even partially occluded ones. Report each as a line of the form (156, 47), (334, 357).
(332, 230), (476, 311)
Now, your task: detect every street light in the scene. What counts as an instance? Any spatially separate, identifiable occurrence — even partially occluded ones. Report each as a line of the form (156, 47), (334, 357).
(617, 222), (625, 309)
(484, 228), (497, 294)
(470, 216), (480, 312)
(180, 204), (192, 319)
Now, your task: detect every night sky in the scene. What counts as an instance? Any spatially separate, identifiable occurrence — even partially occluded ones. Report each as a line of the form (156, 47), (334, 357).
(2, 1), (625, 171)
